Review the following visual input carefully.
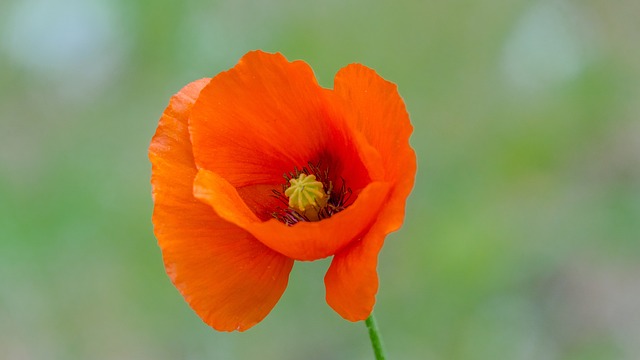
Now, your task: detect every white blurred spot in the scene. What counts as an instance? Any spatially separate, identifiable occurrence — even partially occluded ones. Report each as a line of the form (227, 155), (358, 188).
(501, 0), (596, 93)
(1, 0), (124, 98)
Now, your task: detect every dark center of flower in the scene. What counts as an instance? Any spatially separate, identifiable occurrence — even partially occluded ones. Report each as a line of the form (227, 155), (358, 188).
(271, 161), (352, 226)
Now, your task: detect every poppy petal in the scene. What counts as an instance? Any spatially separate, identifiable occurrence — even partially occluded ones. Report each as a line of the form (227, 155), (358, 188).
(149, 79), (293, 331)
(324, 64), (417, 321)
(193, 168), (392, 261)
(323, 221), (386, 321)
(334, 64), (417, 231)
(160, 220), (294, 332)
(188, 51), (382, 196)
(189, 50), (332, 187)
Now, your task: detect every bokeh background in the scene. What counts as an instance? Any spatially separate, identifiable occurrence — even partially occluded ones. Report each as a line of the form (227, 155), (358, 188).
(1, 0), (639, 359)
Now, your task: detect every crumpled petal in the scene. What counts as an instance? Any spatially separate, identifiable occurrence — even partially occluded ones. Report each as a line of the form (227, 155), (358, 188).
(149, 79), (294, 331)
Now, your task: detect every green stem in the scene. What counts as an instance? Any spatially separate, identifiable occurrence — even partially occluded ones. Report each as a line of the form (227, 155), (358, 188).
(365, 313), (387, 360)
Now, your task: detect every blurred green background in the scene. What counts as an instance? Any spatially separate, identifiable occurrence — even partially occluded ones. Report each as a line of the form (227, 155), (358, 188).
(1, 0), (639, 359)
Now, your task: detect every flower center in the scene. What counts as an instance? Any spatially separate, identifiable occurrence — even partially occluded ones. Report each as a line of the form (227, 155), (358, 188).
(284, 174), (328, 214)
(271, 161), (352, 226)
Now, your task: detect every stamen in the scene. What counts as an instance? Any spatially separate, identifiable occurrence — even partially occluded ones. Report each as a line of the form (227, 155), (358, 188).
(271, 161), (353, 226)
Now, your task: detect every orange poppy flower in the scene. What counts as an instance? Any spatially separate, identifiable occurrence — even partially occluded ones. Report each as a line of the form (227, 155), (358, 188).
(149, 50), (416, 331)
